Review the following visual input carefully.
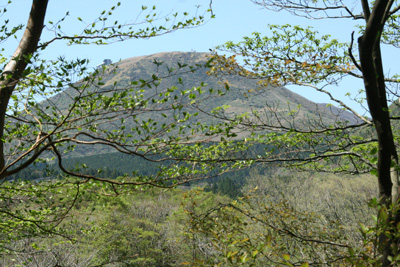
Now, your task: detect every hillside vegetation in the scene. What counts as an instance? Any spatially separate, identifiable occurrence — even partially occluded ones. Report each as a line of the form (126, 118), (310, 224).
(1, 170), (376, 266)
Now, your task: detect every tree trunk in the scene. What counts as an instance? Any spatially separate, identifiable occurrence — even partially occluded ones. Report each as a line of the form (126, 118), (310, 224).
(358, 0), (399, 265)
(0, 0), (48, 173)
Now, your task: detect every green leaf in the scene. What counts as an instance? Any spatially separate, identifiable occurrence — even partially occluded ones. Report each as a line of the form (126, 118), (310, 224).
(282, 253), (290, 261)
(252, 250), (258, 258)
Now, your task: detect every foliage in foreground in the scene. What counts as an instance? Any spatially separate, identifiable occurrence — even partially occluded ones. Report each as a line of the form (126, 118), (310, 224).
(3, 0), (400, 264)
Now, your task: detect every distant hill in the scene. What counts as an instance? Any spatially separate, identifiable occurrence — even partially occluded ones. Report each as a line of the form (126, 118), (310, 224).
(44, 51), (362, 158)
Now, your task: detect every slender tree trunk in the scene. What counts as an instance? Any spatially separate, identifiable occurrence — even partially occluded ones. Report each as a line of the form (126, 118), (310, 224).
(0, 0), (48, 173)
(358, 0), (399, 265)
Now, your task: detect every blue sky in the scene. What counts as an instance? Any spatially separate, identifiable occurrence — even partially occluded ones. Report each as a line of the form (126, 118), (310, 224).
(5, 0), (399, 116)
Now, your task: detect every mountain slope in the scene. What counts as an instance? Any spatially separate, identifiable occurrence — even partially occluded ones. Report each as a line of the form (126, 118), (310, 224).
(44, 51), (361, 158)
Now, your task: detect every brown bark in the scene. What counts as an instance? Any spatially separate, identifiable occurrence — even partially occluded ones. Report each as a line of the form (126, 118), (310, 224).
(0, 0), (48, 172)
(359, 0), (395, 202)
(358, 0), (399, 265)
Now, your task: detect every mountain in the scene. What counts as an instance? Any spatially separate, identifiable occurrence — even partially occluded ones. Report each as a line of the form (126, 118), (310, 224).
(8, 51), (365, 181)
(51, 52), (361, 120)
(43, 52), (361, 157)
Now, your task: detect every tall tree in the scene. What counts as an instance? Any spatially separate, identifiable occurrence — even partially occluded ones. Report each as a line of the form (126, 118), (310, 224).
(0, 0), (224, 253)
(207, 0), (400, 264)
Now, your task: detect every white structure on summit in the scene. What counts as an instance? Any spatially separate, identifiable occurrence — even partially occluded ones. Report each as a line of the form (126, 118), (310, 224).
(96, 59), (112, 69)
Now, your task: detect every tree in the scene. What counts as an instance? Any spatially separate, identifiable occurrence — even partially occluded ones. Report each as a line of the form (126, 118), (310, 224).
(0, 0), (230, 253)
(206, 0), (400, 265)
(6, 0), (400, 264)
(0, 0), (217, 182)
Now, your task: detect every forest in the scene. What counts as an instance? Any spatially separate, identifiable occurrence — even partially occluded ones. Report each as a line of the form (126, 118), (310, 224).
(0, 169), (377, 266)
(1, 0), (400, 266)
